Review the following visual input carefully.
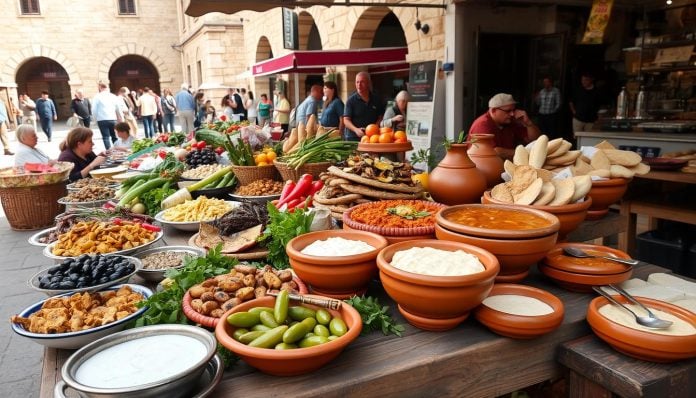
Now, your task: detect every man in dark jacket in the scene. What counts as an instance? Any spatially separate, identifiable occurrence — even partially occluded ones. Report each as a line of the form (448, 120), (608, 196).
(35, 91), (57, 141)
(71, 90), (92, 128)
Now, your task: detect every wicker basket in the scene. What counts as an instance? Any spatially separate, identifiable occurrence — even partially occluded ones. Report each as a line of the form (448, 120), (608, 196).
(0, 181), (67, 230)
(273, 160), (332, 182)
(230, 164), (279, 186)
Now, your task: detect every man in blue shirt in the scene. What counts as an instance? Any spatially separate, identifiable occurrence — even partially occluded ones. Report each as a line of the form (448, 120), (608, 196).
(175, 83), (196, 133)
(35, 91), (57, 142)
(343, 72), (385, 141)
(295, 84), (322, 125)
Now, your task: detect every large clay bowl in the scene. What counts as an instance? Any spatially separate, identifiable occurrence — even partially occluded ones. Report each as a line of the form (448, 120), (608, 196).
(215, 295), (362, 375)
(287, 229), (388, 299)
(342, 200), (446, 241)
(435, 224), (557, 283)
(482, 191), (592, 241)
(376, 239), (499, 331)
(474, 284), (564, 339)
(342, 222), (434, 244)
(537, 262), (631, 293)
(436, 204), (560, 240)
(586, 178), (630, 220)
(587, 296), (696, 362)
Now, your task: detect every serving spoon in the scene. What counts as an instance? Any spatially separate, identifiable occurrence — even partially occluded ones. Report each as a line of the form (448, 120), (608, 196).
(563, 247), (639, 266)
(592, 286), (673, 329)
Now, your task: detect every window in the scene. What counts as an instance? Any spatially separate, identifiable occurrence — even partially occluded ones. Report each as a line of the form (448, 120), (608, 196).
(118, 0), (136, 15)
(20, 0), (40, 15)
(197, 61), (202, 88)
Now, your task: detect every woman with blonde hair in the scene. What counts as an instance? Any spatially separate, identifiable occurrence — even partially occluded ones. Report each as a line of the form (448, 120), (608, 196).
(57, 127), (106, 181)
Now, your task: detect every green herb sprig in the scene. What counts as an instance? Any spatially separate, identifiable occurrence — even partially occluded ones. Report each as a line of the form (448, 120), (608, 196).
(344, 295), (405, 337)
(258, 203), (314, 269)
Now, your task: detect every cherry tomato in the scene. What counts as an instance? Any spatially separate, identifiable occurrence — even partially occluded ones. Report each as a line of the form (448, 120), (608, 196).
(214, 146), (224, 155)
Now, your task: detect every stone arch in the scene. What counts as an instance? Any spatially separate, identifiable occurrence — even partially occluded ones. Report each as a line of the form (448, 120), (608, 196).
(256, 36), (273, 63)
(297, 11), (323, 51)
(2, 45), (81, 85)
(97, 43), (172, 85)
(348, 7), (414, 50)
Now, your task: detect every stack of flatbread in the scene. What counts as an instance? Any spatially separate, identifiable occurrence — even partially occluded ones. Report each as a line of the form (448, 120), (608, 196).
(491, 164), (592, 206)
(662, 149), (696, 173)
(512, 135), (650, 179)
(314, 165), (425, 219)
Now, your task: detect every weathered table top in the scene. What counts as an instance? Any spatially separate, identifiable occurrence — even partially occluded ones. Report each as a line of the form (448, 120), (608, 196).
(39, 254), (666, 398)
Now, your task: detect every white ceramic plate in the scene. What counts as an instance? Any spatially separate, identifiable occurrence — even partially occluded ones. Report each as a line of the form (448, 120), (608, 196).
(89, 166), (127, 178)
(154, 201), (240, 231)
(28, 227), (57, 247)
(11, 284), (152, 349)
(42, 230), (164, 260)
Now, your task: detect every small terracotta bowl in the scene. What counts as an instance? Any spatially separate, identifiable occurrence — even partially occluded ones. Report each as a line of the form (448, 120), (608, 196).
(215, 295), (362, 375)
(376, 239), (499, 331)
(436, 204), (560, 240)
(586, 178), (630, 220)
(537, 263), (631, 293)
(586, 296), (696, 362)
(435, 224), (557, 283)
(474, 284), (564, 339)
(286, 229), (389, 299)
(543, 243), (632, 276)
(482, 191), (592, 241)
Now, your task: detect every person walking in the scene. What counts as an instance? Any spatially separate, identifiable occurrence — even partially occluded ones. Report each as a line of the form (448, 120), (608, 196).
(257, 93), (273, 127)
(273, 91), (291, 133)
(70, 90), (92, 128)
(0, 98), (14, 155)
(175, 83), (195, 133)
(194, 92), (206, 128)
(138, 87), (158, 138)
(91, 82), (123, 150)
(18, 93), (37, 131)
(535, 76), (562, 139)
(246, 91), (258, 125)
(161, 88), (177, 133)
(231, 89), (246, 121)
(343, 71), (385, 141)
(118, 87), (138, 137)
(569, 73), (602, 138)
(35, 91), (57, 142)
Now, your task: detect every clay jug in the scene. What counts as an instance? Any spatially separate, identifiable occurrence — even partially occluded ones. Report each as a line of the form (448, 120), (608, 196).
(428, 143), (487, 205)
(467, 134), (504, 188)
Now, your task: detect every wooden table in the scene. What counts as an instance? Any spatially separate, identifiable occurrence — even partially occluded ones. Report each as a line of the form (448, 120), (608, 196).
(39, 256), (668, 398)
(619, 170), (696, 255)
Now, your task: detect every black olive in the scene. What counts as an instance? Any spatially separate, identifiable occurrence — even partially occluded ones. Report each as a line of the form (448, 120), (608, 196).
(47, 266), (61, 275)
(50, 276), (61, 283)
(76, 282), (86, 288)
(58, 281), (75, 289)
(99, 277), (110, 284)
(69, 273), (79, 282)
(49, 282), (59, 289)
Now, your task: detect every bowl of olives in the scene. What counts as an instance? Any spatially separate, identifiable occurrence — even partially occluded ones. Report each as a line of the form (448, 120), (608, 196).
(28, 254), (142, 296)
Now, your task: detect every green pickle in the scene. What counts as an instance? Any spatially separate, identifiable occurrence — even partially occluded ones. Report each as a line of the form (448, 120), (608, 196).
(299, 335), (330, 348)
(260, 311), (280, 328)
(327, 335), (339, 342)
(274, 290), (289, 324)
(283, 317), (317, 344)
(251, 324), (272, 332)
(249, 307), (275, 315)
(288, 306), (317, 321)
(249, 325), (289, 348)
(275, 342), (298, 350)
(329, 318), (348, 337)
(232, 328), (249, 341)
(314, 324), (330, 337)
(238, 330), (266, 344)
(315, 309), (332, 325)
(227, 311), (260, 328)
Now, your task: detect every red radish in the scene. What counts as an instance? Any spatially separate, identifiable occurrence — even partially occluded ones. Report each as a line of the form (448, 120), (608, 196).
(276, 174), (312, 207)
(279, 180), (296, 202)
(308, 180), (324, 196)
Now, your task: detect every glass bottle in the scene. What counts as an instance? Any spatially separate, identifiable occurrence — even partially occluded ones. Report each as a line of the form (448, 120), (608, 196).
(635, 86), (646, 119)
(616, 86), (628, 119)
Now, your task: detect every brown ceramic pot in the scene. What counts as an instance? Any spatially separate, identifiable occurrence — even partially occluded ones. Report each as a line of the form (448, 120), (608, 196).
(215, 295), (362, 375)
(543, 243), (631, 275)
(376, 239), (499, 331)
(286, 230), (388, 299)
(586, 296), (696, 363)
(537, 263), (632, 293)
(435, 224), (558, 283)
(474, 284), (565, 339)
(586, 178), (630, 220)
(481, 191), (592, 241)
(436, 204), (560, 239)
(428, 143), (487, 205)
(467, 134), (504, 188)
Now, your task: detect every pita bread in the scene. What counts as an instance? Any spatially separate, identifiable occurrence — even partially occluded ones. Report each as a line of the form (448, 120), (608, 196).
(536, 168), (554, 183)
(549, 179), (575, 205)
(221, 225), (263, 253)
(546, 150), (581, 166)
(591, 150), (611, 170)
(594, 140), (616, 150)
(327, 166), (423, 193)
(513, 145), (529, 166)
(533, 182), (556, 206)
(588, 169), (611, 178)
(546, 137), (564, 154)
(629, 162), (650, 175)
(574, 157), (593, 175)
(491, 184), (513, 203)
(610, 164), (635, 179)
(503, 159), (516, 177)
(313, 193), (363, 205)
(513, 177), (543, 205)
(603, 149), (642, 167)
(547, 141), (572, 158)
(339, 183), (422, 199)
(529, 135), (548, 169)
(570, 175), (592, 202)
(507, 165), (538, 195)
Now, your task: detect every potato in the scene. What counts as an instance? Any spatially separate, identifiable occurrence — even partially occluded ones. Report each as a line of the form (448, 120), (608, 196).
(243, 273), (256, 287)
(277, 270), (293, 283)
(236, 287), (255, 301)
(200, 291), (216, 302)
(201, 300), (219, 315)
(191, 299), (204, 313)
(189, 285), (207, 299)
(263, 272), (282, 289)
(221, 298), (241, 311)
(213, 291), (230, 302)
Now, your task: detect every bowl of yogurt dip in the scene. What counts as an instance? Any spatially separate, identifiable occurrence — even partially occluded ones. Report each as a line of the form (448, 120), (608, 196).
(287, 230), (389, 299)
(376, 239), (499, 331)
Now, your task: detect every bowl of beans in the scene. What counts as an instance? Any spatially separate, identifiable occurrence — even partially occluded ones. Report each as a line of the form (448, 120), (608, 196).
(134, 246), (206, 282)
(228, 179), (284, 203)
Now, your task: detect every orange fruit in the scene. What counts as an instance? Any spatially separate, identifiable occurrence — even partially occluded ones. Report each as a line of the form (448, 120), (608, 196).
(265, 151), (277, 162)
(365, 124), (380, 137)
(394, 131), (407, 141)
(393, 137), (407, 143)
(369, 134), (380, 144)
(412, 172), (428, 190)
(378, 133), (393, 144)
(360, 135), (370, 143)
(255, 153), (268, 164)
(379, 126), (393, 135)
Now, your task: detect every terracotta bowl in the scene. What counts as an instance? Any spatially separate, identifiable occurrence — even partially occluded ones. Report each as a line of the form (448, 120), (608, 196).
(375, 239), (499, 331)
(482, 191), (592, 241)
(474, 284), (564, 339)
(436, 204), (560, 240)
(215, 295), (362, 375)
(342, 222), (434, 244)
(537, 263), (632, 293)
(586, 296), (696, 362)
(543, 243), (632, 276)
(286, 229), (389, 299)
(342, 200), (446, 239)
(586, 178), (630, 220)
(435, 224), (557, 283)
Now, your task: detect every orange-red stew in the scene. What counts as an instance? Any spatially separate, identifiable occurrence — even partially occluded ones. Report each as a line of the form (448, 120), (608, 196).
(445, 208), (551, 230)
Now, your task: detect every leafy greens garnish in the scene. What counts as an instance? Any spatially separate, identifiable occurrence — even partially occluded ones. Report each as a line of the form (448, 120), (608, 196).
(344, 295), (405, 337)
(258, 203), (314, 269)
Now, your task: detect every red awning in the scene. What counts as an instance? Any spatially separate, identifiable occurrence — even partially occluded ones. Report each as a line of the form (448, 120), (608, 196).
(252, 47), (408, 77)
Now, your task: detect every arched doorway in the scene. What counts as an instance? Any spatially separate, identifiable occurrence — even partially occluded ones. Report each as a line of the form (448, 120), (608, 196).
(255, 36), (275, 104)
(108, 55), (160, 94)
(372, 12), (408, 103)
(15, 57), (71, 119)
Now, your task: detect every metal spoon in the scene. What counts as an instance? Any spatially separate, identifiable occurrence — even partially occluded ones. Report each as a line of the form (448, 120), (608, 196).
(563, 247), (639, 266)
(592, 286), (673, 329)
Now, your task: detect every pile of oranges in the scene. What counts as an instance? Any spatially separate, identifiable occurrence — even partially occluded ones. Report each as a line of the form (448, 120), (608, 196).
(360, 124), (408, 144)
(254, 147), (277, 166)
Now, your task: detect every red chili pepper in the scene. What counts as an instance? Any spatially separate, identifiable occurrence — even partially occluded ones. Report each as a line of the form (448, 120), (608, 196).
(140, 223), (162, 232)
(277, 174), (313, 207)
(278, 180), (296, 202)
(308, 180), (324, 196)
(112, 217), (123, 225)
(284, 198), (302, 210)
(158, 150), (167, 159)
(103, 201), (116, 210)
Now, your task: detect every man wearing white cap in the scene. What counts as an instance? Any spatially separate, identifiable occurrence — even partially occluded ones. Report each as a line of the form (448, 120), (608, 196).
(469, 93), (540, 160)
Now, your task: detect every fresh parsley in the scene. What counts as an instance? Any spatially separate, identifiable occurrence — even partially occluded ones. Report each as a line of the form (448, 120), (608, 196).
(344, 295), (405, 337)
(258, 203), (314, 269)
(135, 244), (237, 326)
(387, 206), (431, 220)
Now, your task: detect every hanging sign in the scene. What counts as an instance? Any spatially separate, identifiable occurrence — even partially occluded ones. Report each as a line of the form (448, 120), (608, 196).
(282, 8), (298, 50)
(582, 0), (613, 44)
